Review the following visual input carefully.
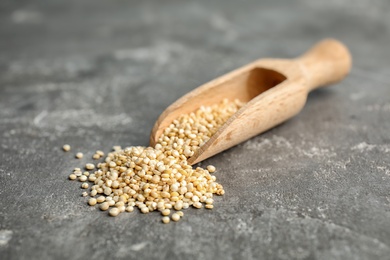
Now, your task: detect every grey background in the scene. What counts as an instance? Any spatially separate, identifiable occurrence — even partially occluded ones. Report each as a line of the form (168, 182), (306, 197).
(1, 0), (390, 259)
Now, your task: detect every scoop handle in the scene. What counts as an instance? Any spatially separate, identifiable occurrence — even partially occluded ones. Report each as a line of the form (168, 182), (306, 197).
(296, 39), (352, 91)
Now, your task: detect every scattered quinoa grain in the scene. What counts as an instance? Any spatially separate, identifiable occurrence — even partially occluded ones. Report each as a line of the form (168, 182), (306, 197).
(76, 152), (83, 159)
(69, 174), (76, 180)
(109, 207), (120, 217)
(81, 183), (89, 189)
(161, 209), (170, 216)
(171, 213), (180, 222)
(90, 190), (97, 197)
(74, 171), (82, 177)
(115, 201), (124, 208)
(63, 144), (71, 152)
(100, 202), (110, 211)
(193, 202), (202, 209)
(205, 198), (214, 204)
(88, 198), (97, 206)
(192, 196), (200, 202)
(112, 146), (121, 151)
(82, 191), (88, 197)
(85, 163), (95, 170)
(141, 207), (149, 214)
(79, 175), (87, 182)
(104, 187), (112, 196)
(162, 216), (170, 224)
(205, 204), (214, 209)
(174, 201), (183, 211)
(96, 196), (105, 203)
(207, 165), (216, 173)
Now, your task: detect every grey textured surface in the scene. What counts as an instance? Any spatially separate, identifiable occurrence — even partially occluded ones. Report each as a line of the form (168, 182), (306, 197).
(1, 0), (390, 259)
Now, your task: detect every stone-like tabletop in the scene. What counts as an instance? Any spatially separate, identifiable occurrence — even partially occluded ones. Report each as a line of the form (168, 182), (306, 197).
(1, 0), (390, 259)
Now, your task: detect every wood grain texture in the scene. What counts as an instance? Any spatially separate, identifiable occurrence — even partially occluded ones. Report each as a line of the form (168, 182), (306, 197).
(150, 39), (352, 164)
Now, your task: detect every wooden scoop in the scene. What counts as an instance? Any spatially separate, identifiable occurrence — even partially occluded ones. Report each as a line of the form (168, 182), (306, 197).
(150, 39), (352, 165)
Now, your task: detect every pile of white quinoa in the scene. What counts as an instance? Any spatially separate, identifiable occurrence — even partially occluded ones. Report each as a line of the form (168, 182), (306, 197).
(65, 99), (244, 223)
